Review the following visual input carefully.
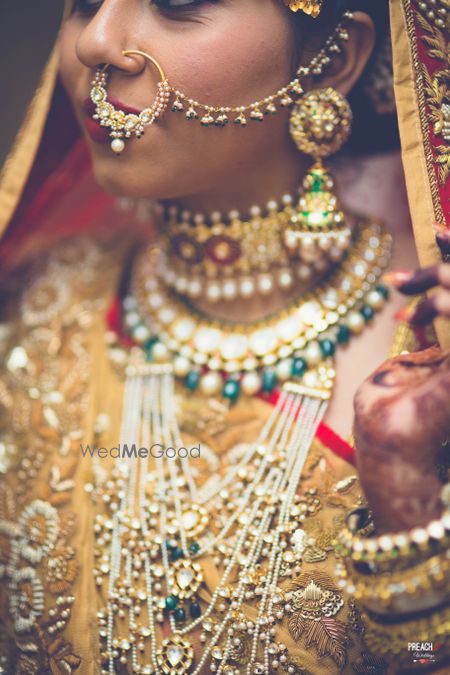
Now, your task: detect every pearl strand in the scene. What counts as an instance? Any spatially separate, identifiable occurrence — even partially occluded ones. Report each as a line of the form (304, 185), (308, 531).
(98, 358), (334, 673)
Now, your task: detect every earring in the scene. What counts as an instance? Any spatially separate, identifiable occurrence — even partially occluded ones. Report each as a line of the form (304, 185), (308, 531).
(90, 50), (171, 155)
(284, 87), (353, 263)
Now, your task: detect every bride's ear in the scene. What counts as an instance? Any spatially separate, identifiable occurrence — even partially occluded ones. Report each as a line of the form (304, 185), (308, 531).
(306, 12), (376, 96)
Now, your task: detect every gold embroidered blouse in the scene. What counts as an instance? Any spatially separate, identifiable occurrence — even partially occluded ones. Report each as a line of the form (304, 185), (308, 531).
(0, 233), (405, 675)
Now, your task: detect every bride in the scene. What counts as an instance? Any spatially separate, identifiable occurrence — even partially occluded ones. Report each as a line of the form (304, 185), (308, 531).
(0, 0), (449, 673)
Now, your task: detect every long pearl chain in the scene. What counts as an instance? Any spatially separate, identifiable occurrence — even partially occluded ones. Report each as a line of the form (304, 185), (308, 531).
(93, 354), (333, 674)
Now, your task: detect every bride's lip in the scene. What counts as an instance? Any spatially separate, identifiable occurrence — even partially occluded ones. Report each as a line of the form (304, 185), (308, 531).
(83, 96), (141, 117)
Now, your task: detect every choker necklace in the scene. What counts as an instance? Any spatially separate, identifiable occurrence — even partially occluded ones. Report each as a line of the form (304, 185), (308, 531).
(141, 164), (352, 304)
(93, 215), (391, 675)
(108, 218), (391, 400)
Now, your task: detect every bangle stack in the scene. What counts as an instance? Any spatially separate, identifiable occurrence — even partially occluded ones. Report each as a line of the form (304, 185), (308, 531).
(337, 484), (450, 651)
(338, 495), (450, 571)
(336, 548), (450, 606)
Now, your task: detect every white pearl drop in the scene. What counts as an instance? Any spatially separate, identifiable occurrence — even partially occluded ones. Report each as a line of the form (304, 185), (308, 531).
(318, 235), (332, 251)
(241, 372), (262, 395)
(257, 274), (274, 295)
(284, 230), (298, 250)
(347, 311), (365, 334)
(124, 312), (140, 328)
(133, 325), (150, 344)
(200, 371), (222, 395)
(305, 341), (322, 366)
(240, 277), (256, 298)
(222, 279), (238, 300)
(173, 356), (191, 377)
(111, 138), (125, 154)
(278, 269), (293, 289)
(175, 277), (188, 293)
(206, 283), (222, 302)
(366, 290), (383, 310)
(187, 279), (202, 298)
(152, 342), (169, 362)
(276, 359), (293, 381)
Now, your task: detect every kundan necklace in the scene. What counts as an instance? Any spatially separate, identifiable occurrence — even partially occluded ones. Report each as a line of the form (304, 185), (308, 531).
(92, 214), (392, 674)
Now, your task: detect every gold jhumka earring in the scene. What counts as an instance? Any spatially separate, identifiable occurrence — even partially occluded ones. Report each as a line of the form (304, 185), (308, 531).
(90, 50), (171, 154)
(284, 87), (353, 262)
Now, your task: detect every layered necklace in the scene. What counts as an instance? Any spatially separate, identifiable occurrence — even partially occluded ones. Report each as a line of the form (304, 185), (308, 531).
(92, 196), (392, 674)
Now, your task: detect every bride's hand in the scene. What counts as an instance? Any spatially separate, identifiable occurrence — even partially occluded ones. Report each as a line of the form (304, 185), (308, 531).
(353, 241), (450, 534)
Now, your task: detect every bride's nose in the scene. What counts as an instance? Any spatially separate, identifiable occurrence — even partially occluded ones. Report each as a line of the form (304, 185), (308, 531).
(75, 0), (148, 75)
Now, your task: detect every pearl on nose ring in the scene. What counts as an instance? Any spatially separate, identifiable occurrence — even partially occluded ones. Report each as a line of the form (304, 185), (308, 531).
(89, 50), (171, 155)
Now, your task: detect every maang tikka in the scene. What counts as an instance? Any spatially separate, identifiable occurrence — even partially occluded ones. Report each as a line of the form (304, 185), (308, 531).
(286, 0), (323, 18)
(285, 87), (353, 262)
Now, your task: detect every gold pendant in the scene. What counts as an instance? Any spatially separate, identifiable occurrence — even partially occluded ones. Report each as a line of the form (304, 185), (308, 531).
(179, 503), (209, 538)
(156, 634), (194, 674)
(168, 559), (204, 600)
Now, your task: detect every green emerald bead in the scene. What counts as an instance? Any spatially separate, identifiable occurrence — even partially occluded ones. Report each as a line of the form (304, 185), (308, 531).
(337, 325), (350, 344)
(174, 608), (186, 622)
(165, 595), (178, 611)
(319, 338), (336, 358)
(189, 602), (202, 619)
(312, 177), (324, 192)
(377, 284), (389, 300)
(170, 547), (184, 562)
(291, 357), (307, 377)
(360, 305), (375, 322)
(185, 370), (200, 391)
(222, 379), (240, 402)
(189, 542), (200, 555)
(144, 337), (158, 361)
(262, 369), (277, 394)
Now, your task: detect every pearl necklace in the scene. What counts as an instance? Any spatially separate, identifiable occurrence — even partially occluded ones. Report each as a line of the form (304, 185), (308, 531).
(92, 216), (392, 675)
(109, 218), (391, 400)
(144, 164), (353, 304)
(93, 359), (332, 675)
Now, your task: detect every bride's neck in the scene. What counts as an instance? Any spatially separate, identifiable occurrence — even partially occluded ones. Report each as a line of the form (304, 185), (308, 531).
(162, 140), (308, 217)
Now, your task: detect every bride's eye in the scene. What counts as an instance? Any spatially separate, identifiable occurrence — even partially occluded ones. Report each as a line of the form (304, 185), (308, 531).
(72, 0), (218, 15)
(72, 0), (102, 15)
(153, 0), (218, 10)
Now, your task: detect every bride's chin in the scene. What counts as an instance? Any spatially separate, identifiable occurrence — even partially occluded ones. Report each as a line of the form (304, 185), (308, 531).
(89, 158), (160, 199)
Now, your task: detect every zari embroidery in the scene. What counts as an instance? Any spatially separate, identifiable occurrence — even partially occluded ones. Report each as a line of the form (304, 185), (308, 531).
(287, 571), (350, 670)
(414, 2), (450, 186)
(0, 237), (115, 673)
(403, 0), (449, 224)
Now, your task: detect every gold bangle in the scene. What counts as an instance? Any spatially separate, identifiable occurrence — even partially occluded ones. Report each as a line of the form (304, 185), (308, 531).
(336, 549), (450, 609)
(339, 488), (450, 570)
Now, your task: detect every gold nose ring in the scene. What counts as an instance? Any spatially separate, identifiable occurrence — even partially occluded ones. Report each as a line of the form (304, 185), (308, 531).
(89, 50), (171, 155)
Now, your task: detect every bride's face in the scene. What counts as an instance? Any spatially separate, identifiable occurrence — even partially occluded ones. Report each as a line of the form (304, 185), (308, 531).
(59, 0), (300, 199)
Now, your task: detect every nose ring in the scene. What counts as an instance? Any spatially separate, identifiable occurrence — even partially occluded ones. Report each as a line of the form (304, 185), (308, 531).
(89, 50), (171, 155)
